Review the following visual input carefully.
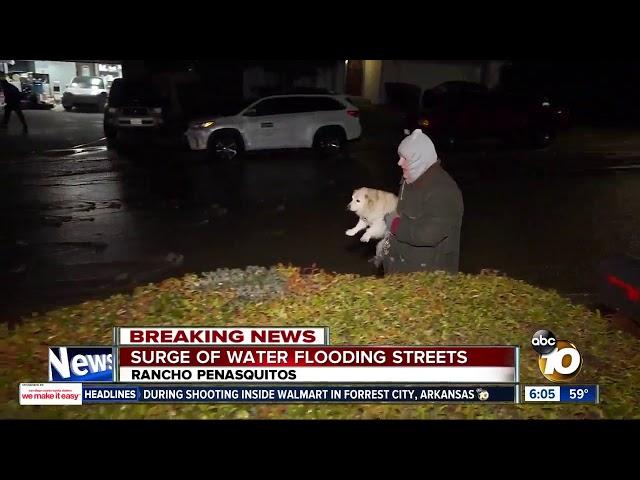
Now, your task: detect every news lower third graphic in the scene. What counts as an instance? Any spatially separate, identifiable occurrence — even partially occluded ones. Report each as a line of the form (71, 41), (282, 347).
(18, 326), (600, 406)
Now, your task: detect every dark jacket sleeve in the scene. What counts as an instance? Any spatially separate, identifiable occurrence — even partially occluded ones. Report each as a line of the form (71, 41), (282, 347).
(394, 187), (461, 247)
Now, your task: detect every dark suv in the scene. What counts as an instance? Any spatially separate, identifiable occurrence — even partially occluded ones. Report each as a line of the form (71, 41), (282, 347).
(405, 81), (570, 150)
(103, 78), (169, 147)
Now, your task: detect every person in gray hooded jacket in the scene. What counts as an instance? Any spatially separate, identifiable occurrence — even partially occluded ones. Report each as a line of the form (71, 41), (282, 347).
(381, 129), (464, 274)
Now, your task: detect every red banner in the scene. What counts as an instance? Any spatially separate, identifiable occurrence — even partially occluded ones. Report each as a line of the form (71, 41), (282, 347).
(118, 346), (515, 367)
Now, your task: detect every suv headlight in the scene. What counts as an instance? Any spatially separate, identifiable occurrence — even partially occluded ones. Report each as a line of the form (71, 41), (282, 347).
(193, 120), (215, 129)
(151, 107), (162, 114)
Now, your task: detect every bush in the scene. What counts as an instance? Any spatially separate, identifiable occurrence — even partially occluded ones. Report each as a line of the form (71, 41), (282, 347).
(2, 266), (639, 419)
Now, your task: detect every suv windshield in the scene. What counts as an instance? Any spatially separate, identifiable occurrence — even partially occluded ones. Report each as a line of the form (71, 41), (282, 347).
(108, 78), (166, 107)
(199, 99), (250, 117)
(71, 76), (104, 89)
(179, 85), (252, 118)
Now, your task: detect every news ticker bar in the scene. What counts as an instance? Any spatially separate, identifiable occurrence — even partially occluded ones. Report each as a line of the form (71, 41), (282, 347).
(20, 383), (602, 405)
(20, 384), (519, 405)
(523, 385), (599, 404)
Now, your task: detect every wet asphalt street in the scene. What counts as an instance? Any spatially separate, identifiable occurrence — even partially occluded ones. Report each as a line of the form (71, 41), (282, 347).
(2, 105), (640, 321)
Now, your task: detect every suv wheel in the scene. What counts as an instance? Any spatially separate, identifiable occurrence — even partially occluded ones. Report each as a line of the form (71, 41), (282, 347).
(208, 131), (243, 161)
(314, 127), (346, 155)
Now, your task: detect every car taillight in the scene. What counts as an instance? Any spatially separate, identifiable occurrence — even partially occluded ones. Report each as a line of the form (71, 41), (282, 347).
(347, 110), (360, 117)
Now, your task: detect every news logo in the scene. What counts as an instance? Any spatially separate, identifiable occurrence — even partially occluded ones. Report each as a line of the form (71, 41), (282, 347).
(49, 347), (114, 382)
(531, 330), (582, 382)
(477, 388), (490, 401)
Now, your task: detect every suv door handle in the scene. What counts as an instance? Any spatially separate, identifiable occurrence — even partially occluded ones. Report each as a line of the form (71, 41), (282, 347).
(260, 122), (273, 128)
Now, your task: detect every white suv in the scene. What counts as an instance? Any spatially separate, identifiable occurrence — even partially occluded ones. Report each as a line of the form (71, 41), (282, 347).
(62, 76), (109, 112)
(186, 94), (361, 160)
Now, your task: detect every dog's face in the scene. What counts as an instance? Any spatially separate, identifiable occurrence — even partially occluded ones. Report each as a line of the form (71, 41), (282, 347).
(348, 188), (370, 215)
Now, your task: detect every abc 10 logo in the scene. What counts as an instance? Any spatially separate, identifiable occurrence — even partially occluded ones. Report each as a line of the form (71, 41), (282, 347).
(531, 330), (583, 382)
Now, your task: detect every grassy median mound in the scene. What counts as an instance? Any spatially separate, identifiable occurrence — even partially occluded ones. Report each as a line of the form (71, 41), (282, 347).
(2, 265), (639, 419)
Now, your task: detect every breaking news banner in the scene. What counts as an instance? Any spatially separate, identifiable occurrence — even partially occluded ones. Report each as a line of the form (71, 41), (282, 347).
(523, 385), (599, 404)
(114, 327), (329, 346)
(117, 346), (519, 383)
(19, 384), (519, 405)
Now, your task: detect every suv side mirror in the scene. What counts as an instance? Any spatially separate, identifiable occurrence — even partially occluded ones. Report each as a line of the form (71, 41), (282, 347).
(243, 108), (257, 117)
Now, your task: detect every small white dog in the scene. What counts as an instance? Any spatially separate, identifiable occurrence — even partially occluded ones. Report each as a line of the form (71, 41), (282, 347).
(346, 187), (398, 243)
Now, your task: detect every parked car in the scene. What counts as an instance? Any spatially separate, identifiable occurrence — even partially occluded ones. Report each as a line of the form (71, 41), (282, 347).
(404, 81), (570, 149)
(104, 75), (206, 149)
(62, 76), (109, 112)
(186, 93), (362, 160)
(103, 77), (168, 147)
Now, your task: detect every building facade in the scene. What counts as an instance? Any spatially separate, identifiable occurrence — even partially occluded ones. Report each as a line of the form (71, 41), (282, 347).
(346, 60), (505, 105)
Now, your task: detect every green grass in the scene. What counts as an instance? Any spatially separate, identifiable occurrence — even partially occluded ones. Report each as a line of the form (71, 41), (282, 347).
(2, 266), (639, 419)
